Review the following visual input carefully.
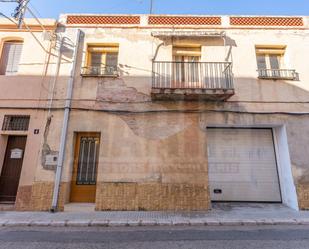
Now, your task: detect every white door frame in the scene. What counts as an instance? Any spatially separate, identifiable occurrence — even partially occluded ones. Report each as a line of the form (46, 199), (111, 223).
(206, 124), (299, 211)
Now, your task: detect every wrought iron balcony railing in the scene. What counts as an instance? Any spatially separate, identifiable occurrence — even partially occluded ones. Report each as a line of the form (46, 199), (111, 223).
(81, 66), (119, 77)
(258, 69), (299, 81)
(152, 61), (234, 90)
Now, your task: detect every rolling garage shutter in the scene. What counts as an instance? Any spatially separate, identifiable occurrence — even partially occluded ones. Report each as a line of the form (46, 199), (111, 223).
(207, 128), (281, 202)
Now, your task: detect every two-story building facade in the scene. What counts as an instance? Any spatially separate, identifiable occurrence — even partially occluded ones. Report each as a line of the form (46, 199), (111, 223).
(0, 18), (58, 210)
(1, 14), (309, 212)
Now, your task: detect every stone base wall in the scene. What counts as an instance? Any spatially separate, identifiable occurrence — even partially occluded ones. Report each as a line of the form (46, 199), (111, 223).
(15, 185), (32, 211)
(95, 182), (210, 211)
(297, 184), (309, 210)
(14, 182), (68, 211)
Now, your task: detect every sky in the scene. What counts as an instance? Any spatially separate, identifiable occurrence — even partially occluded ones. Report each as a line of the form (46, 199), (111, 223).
(0, 0), (309, 19)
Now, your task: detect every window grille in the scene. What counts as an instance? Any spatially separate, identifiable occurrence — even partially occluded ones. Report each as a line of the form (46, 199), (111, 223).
(76, 137), (99, 185)
(2, 115), (30, 131)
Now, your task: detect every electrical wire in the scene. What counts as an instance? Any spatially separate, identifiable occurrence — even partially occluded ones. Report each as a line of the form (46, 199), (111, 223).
(26, 5), (46, 31)
(0, 105), (308, 116)
(0, 12), (17, 25)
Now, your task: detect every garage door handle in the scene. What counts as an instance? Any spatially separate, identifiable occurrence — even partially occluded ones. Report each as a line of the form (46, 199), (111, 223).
(214, 189), (222, 194)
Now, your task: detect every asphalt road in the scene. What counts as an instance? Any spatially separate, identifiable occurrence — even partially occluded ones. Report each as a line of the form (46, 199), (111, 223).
(0, 225), (309, 249)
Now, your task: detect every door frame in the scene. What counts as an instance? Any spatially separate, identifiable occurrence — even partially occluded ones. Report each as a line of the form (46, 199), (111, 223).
(0, 135), (27, 203)
(206, 125), (299, 210)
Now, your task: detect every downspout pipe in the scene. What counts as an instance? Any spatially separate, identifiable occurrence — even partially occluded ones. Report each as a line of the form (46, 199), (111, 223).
(50, 29), (82, 212)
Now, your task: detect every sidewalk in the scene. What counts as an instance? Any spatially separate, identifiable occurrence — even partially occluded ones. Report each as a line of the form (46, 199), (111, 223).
(1, 203), (309, 227)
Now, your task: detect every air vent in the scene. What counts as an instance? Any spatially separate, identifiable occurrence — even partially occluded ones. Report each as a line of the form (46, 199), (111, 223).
(2, 115), (30, 131)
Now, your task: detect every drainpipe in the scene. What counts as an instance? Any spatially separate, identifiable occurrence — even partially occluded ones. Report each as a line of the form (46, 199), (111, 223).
(50, 29), (82, 212)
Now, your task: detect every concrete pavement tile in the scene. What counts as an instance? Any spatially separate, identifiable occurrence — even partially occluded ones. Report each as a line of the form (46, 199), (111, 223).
(189, 219), (206, 226)
(127, 220), (141, 226)
(108, 220), (129, 227)
(0, 220), (8, 226)
(66, 220), (91, 227)
(220, 220), (243, 226)
(30, 221), (51, 226)
(205, 219), (221, 226)
(255, 219), (275, 225)
(172, 219), (190, 226)
(5, 221), (30, 227)
(296, 218), (309, 225)
(157, 220), (172, 226)
(90, 220), (109, 227)
(241, 219), (258, 225)
(140, 220), (157, 226)
(50, 220), (67, 227)
(272, 219), (298, 225)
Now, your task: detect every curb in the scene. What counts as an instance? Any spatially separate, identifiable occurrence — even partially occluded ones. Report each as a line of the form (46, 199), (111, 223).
(0, 218), (309, 227)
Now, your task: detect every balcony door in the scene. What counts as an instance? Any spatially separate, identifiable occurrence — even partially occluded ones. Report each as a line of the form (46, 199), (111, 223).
(172, 46), (201, 88)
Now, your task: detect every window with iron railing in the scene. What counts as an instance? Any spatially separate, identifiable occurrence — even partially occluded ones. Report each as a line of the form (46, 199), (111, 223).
(152, 61), (234, 90)
(81, 44), (119, 77)
(255, 45), (299, 80)
(152, 44), (234, 90)
(2, 115), (30, 131)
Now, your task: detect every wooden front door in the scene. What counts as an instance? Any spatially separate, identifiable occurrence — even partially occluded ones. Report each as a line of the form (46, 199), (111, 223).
(0, 136), (27, 203)
(70, 133), (100, 203)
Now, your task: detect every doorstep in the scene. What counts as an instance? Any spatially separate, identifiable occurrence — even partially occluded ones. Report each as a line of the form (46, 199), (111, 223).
(0, 203), (309, 227)
(0, 203), (15, 211)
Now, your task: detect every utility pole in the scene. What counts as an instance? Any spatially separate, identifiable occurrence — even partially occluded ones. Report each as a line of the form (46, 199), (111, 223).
(1, 0), (29, 28)
(150, 0), (153, 14)
(12, 0), (29, 28)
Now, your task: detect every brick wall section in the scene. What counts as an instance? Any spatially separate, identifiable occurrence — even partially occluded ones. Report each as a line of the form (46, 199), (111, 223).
(66, 15), (141, 25)
(230, 17), (304, 26)
(297, 184), (309, 210)
(148, 16), (221, 25)
(14, 182), (68, 211)
(15, 185), (32, 211)
(95, 182), (210, 211)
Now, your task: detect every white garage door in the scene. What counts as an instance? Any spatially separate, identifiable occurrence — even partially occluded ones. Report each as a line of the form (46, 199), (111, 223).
(207, 128), (281, 202)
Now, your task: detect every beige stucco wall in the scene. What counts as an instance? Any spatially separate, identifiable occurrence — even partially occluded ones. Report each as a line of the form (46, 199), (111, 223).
(1, 16), (309, 210)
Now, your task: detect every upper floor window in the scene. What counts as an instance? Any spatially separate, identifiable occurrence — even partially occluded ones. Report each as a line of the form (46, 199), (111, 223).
(0, 40), (23, 76)
(82, 44), (119, 77)
(170, 45), (202, 87)
(255, 45), (298, 80)
(172, 45), (201, 62)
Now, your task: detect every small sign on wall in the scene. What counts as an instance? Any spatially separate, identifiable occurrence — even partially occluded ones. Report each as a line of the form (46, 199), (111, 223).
(10, 148), (23, 159)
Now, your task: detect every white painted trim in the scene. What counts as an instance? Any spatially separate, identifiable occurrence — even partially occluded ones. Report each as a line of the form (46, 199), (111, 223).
(273, 126), (299, 210)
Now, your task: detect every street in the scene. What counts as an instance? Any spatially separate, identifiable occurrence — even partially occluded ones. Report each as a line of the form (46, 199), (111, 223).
(0, 225), (309, 249)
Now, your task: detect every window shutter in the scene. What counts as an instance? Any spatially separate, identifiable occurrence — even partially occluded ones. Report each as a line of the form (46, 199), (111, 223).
(106, 53), (118, 68)
(90, 53), (102, 67)
(0, 42), (23, 75)
(269, 55), (280, 70)
(256, 55), (267, 70)
(173, 46), (201, 57)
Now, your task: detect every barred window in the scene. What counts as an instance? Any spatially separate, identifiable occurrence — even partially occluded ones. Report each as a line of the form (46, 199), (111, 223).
(76, 136), (99, 185)
(2, 115), (30, 131)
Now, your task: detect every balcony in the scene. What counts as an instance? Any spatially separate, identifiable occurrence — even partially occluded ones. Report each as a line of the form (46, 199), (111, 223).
(81, 66), (119, 77)
(152, 61), (234, 100)
(258, 69), (299, 81)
